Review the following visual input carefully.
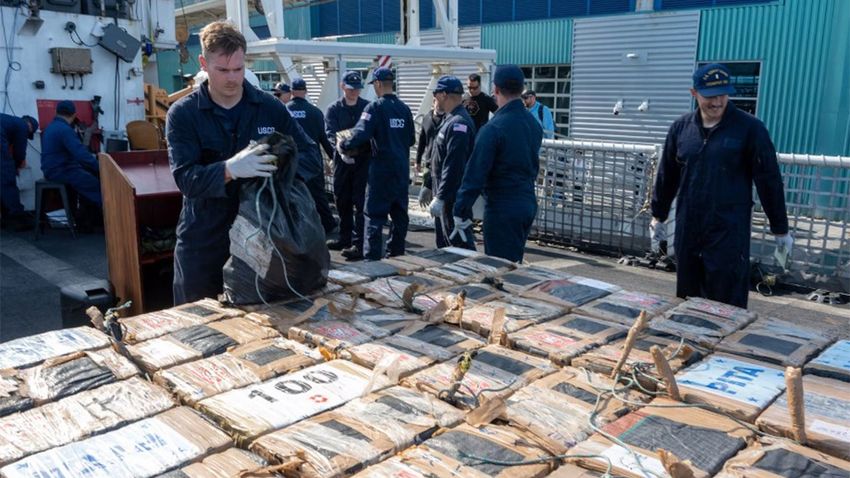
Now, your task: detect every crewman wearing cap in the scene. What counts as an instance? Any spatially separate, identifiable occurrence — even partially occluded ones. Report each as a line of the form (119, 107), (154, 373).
(40, 100), (102, 208)
(325, 71), (371, 257)
(0, 113), (38, 230)
(651, 63), (790, 308)
(427, 75), (476, 249)
(287, 77), (337, 235)
(452, 64), (542, 262)
(338, 66), (415, 260)
(272, 82), (292, 104)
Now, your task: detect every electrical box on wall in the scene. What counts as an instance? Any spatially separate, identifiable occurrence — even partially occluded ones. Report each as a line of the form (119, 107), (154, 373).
(49, 47), (93, 74)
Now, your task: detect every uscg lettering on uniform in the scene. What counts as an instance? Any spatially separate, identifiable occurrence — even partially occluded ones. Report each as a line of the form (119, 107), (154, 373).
(289, 110), (306, 119)
(257, 126), (275, 135)
(390, 118), (405, 128)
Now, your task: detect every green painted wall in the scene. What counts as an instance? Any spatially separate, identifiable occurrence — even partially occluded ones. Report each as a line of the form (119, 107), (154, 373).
(481, 18), (572, 65)
(699, 0), (850, 155)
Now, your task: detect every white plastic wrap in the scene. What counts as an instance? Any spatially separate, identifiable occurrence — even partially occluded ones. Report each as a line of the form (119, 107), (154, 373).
(0, 327), (109, 370)
(460, 296), (566, 337)
(120, 298), (244, 344)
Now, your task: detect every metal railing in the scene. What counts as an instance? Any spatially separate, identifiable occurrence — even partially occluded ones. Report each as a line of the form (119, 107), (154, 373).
(532, 139), (850, 293)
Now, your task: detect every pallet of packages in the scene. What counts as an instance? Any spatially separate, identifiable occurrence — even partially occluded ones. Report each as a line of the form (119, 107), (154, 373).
(0, 407), (231, 478)
(0, 347), (138, 417)
(154, 337), (322, 405)
(0, 376), (175, 466)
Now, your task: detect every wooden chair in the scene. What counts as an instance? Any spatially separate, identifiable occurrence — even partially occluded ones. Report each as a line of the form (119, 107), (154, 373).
(126, 120), (163, 150)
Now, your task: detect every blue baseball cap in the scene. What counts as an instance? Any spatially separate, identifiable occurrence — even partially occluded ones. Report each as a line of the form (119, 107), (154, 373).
(693, 63), (736, 97)
(493, 64), (525, 91)
(369, 67), (394, 84)
(273, 82), (291, 94)
(433, 75), (464, 95)
(56, 100), (76, 116)
(342, 71), (363, 89)
(291, 78), (307, 91)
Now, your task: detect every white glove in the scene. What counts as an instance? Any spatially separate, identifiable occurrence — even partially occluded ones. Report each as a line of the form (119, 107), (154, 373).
(340, 154), (355, 165)
(649, 218), (667, 253)
(225, 143), (277, 179)
(428, 198), (444, 217)
(774, 233), (793, 268)
(418, 187), (433, 208)
(450, 216), (473, 242)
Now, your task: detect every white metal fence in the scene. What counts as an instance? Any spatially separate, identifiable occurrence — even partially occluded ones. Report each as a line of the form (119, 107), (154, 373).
(532, 139), (850, 293)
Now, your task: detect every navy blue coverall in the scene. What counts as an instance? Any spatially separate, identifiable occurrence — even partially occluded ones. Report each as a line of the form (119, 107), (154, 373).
(1, 114), (30, 215)
(166, 80), (320, 304)
(415, 108), (445, 189)
(651, 102), (788, 308)
(286, 96), (336, 233)
(453, 98), (542, 262)
(325, 96), (370, 250)
(342, 93), (415, 260)
(40, 117), (102, 206)
(430, 104), (476, 249)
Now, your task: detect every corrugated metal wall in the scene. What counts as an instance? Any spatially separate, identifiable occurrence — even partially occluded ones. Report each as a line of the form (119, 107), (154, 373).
(481, 18), (572, 65)
(396, 27), (482, 118)
(699, 0), (850, 155)
(570, 11), (699, 143)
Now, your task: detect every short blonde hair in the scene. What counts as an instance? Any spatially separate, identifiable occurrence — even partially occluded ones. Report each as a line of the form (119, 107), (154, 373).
(199, 21), (247, 58)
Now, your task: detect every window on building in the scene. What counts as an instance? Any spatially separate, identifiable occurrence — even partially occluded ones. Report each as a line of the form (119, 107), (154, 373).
(521, 64), (571, 138)
(696, 61), (760, 115)
(254, 71), (283, 92)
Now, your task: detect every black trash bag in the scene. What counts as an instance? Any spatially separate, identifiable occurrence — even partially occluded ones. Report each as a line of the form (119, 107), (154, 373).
(223, 133), (330, 305)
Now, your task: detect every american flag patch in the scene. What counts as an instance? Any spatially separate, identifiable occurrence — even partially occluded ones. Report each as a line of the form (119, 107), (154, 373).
(360, 112), (372, 121)
(453, 123), (468, 133)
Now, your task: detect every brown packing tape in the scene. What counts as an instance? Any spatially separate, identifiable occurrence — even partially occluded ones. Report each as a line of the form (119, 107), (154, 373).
(658, 448), (697, 478)
(177, 448), (273, 477)
(465, 396), (507, 427)
(611, 311), (649, 379)
(784, 367), (806, 444)
(156, 406), (233, 455)
(488, 307), (507, 346)
(651, 345), (681, 401)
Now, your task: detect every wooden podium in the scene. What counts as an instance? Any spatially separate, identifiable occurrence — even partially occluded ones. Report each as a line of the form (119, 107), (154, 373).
(99, 151), (181, 315)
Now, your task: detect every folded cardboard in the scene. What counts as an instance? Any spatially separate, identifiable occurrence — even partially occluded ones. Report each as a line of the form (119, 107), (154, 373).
(716, 317), (833, 367)
(120, 299), (243, 345)
(0, 377), (175, 466)
(0, 327), (110, 371)
(0, 347), (138, 417)
(507, 314), (627, 365)
(757, 374), (850, 461)
(127, 317), (280, 373)
(715, 437), (850, 478)
(502, 367), (647, 454)
(676, 353), (786, 422)
(154, 338), (321, 405)
(576, 290), (681, 326)
(569, 397), (752, 478)
(197, 360), (390, 443)
(0, 407), (230, 478)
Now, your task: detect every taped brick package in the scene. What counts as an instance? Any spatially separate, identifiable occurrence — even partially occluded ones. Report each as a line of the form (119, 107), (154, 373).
(576, 290), (681, 326)
(358, 273), (453, 308)
(415, 247), (480, 264)
(571, 332), (705, 390)
(288, 301), (391, 352)
(343, 324), (484, 378)
(522, 276), (622, 308)
(328, 259), (415, 286)
(756, 374), (850, 460)
(162, 448), (281, 477)
(676, 353), (786, 422)
(490, 265), (571, 294)
(652, 297), (757, 348)
(0, 326), (110, 371)
(419, 423), (554, 478)
(0, 406), (231, 478)
(569, 397), (752, 478)
(119, 299), (243, 345)
(351, 447), (490, 477)
(127, 317), (280, 373)
(154, 337), (321, 405)
(507, 314), (627, 365)
(250, 387), (464, 477)
(403, 345), (557, 409)
(0, 377), (175, 466)
(459, 296), (566, 337)
(502, 367), (647, 454)
(715, 437), (850, 478)
(197, 360), (390, 443)
(0, 347), (138, 417)
(805, 339), (850, 383)
(411, 284), (503, 313)
(716, 317), (834, 367)
(426, 256), (515, 284)
(352, 308), (422, 334)
(246, 295), (375, 333)
(545, 464), (606, 477)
